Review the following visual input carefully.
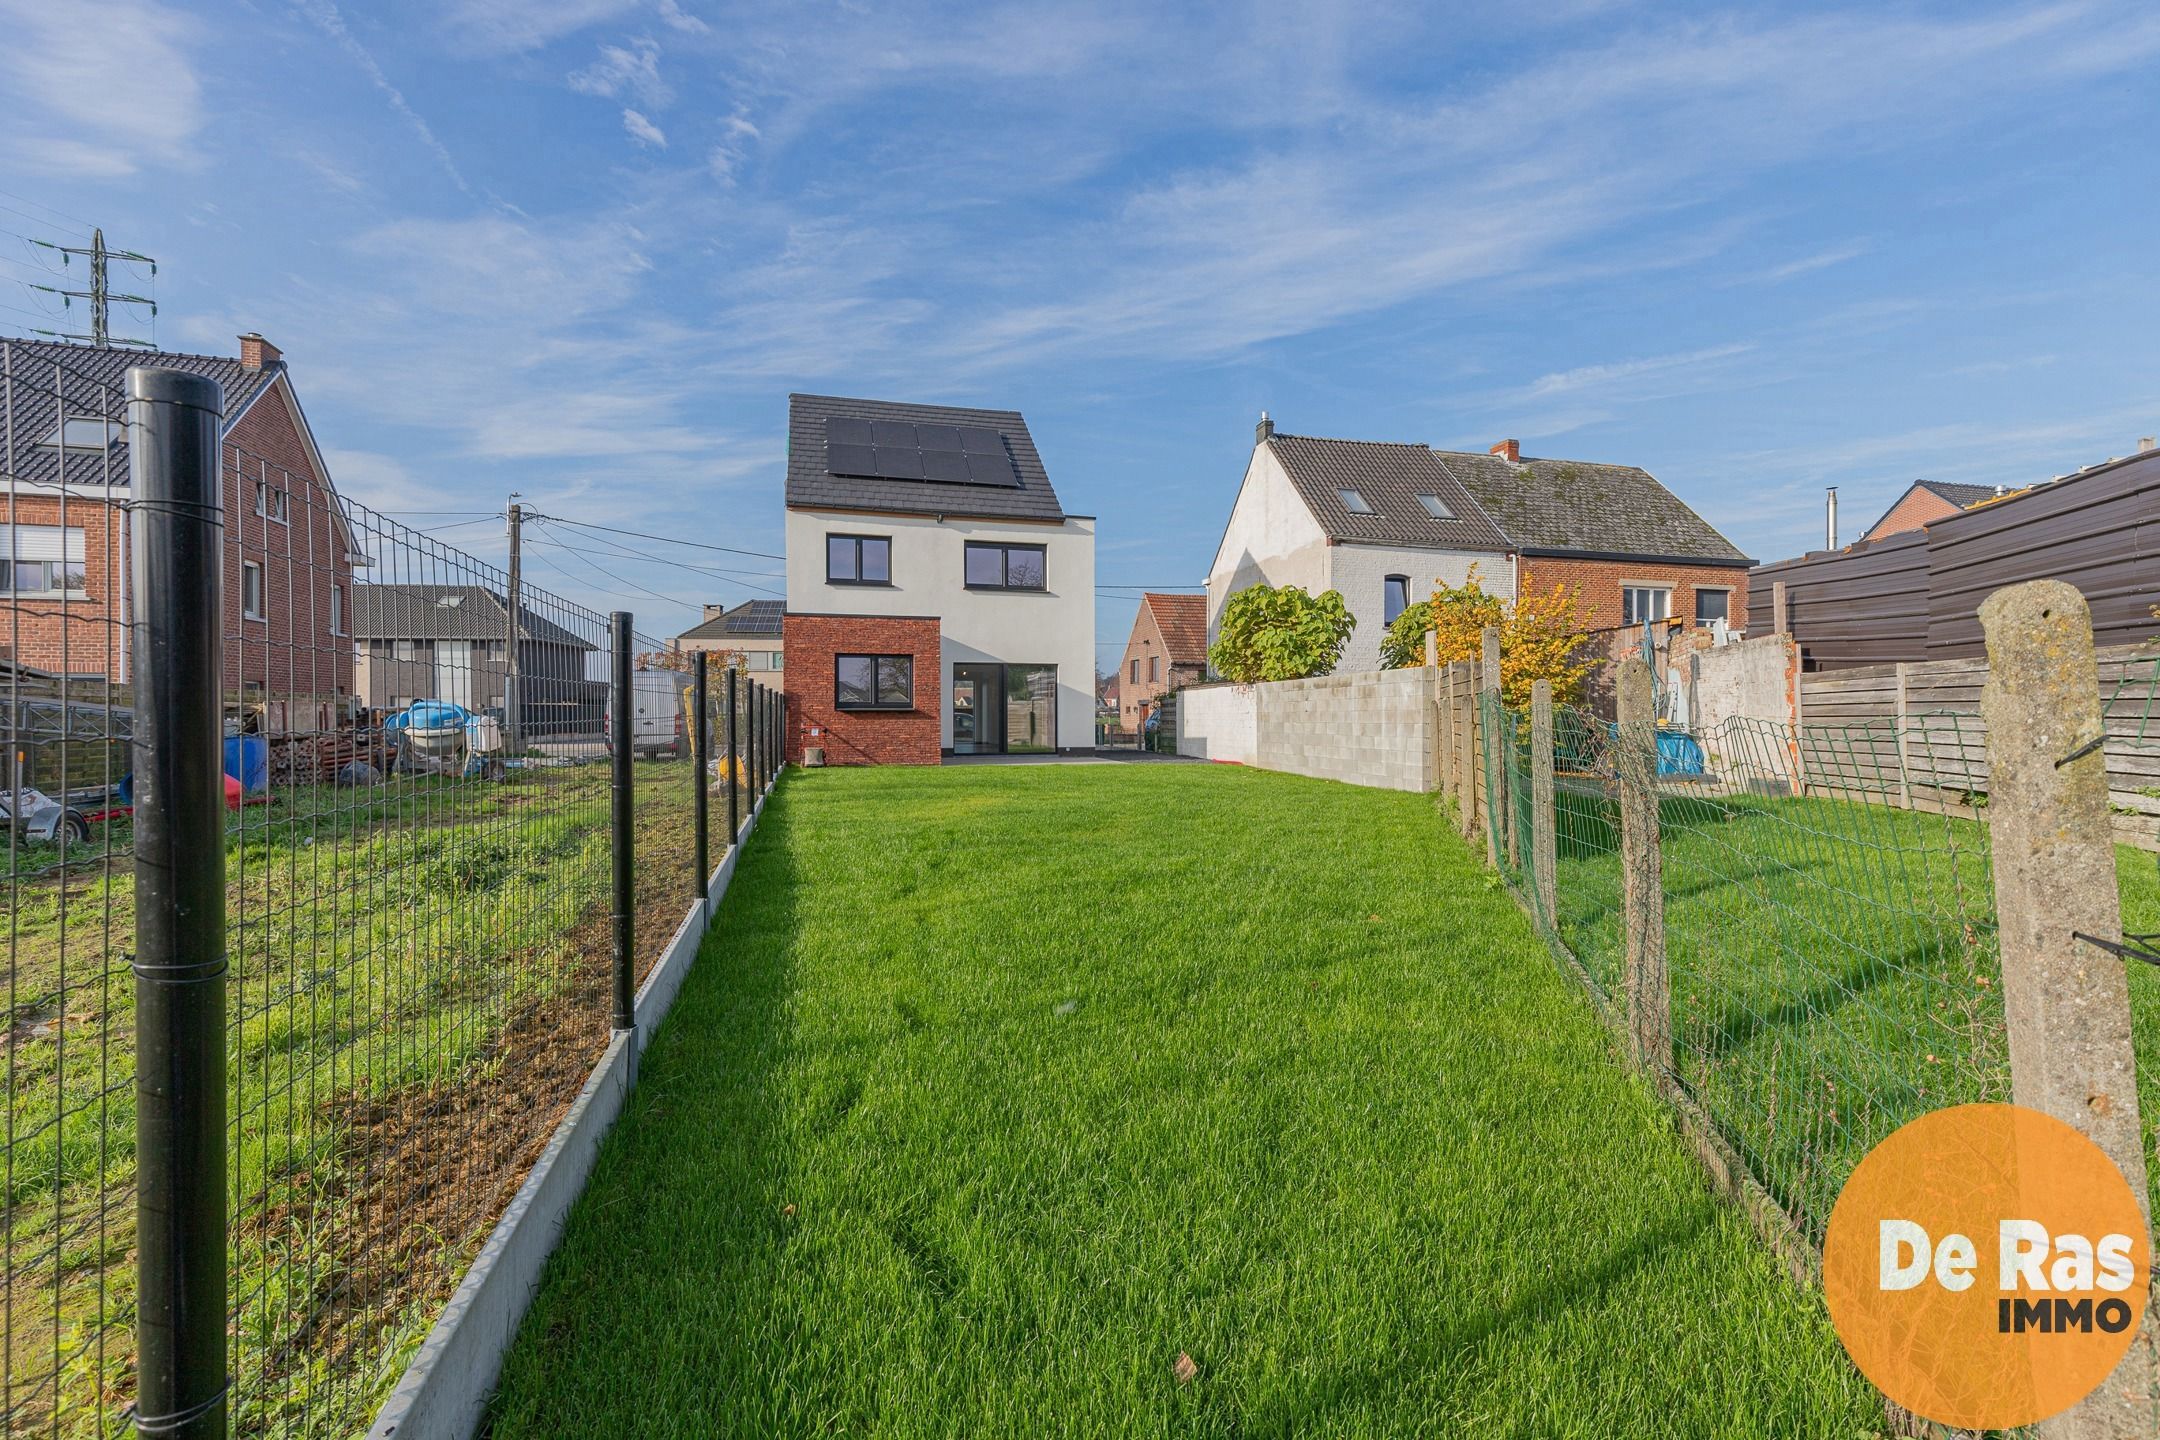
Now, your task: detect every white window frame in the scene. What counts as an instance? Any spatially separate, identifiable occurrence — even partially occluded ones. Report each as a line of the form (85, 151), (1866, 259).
(255, 480), (289, 525)
(1621, 584), (1672, 626)
(1, 524), (90, 598)
(242, 560), (266, 621)
(330, 583), (346, 636)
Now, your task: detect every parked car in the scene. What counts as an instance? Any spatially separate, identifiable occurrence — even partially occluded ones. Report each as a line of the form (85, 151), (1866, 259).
(605, 669), (692, 758)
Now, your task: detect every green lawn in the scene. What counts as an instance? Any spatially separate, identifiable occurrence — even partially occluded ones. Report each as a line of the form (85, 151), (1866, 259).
(491, 764), (1882, 1438)
(6, 760), (703, 1438)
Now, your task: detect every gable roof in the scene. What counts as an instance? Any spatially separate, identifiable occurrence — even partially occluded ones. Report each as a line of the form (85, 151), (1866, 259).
(1142, 592), (1208, 666)
(352, 584), (595, 650)
(786, 393), (1064, 523)
(1862, 478), (2003, 537)
(1441, 449), (1752, 566)
(678, 598), (784, 642)
(2, 338), (286, 493)
(1264, 434), (1513, 553)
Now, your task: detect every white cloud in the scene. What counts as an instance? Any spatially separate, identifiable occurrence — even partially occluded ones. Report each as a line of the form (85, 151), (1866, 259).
(0, 0), (202, 177)
(1522, 345), (1758, 401)
(705, 112), (759, 183)
(622, 109), (668, 148)
(437, 0), (641, 55)
(293, 0), (471, 194)
(655, 0), (708, 36)
(569, 37), (671, 109)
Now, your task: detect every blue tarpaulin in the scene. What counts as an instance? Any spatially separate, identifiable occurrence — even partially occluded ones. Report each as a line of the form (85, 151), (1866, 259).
(223, 735), (268, 794)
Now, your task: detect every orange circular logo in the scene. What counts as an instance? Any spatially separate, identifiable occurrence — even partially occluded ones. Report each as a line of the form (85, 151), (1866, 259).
(1824, 1103), (2150, 1429)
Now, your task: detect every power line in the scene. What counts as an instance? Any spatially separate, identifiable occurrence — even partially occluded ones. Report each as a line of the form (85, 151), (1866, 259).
(524, 510), (784, 560)
(523, 531), (714, 611)
(526, 527), (783, 582)
(527, 525), (786, 599)
(0, 187), (96, 236)
(16, 227), (157, 347)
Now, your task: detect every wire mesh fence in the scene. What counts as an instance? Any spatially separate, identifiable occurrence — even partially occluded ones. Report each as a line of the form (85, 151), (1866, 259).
(4, 347), (786, 1438)
(1476, 656), (2160, 1252)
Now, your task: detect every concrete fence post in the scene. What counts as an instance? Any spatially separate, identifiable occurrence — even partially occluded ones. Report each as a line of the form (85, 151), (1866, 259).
(1616, 657), (1670, 1074)
(1481, 625), (1503, 869)
(1771, 578), (1788, 637)
(1439, 661), (1456, 811)
(1531, 678), (1556, 928)
(1893, 661), (1914, 810)
(1423, 630), (1443, 796)
(1454, 663), (1475, 840)
(1979, 580), (2157, 1440)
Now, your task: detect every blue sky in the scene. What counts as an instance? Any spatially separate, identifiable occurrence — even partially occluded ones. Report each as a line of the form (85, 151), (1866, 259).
(2, 0), (2156, 666)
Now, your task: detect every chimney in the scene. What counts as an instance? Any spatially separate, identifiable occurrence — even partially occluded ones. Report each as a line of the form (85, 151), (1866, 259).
(1255, 411), (1274, 445)
(1489, 439), (1520, 464)
(2140, 436), (2157, 453)
(238, 332), (282, 371)
(1826, 486), (1839, 550)
(703, 603), (728, 620)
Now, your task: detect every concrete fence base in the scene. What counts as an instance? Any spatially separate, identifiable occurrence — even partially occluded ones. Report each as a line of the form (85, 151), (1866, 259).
(368, 773), (783, 1440)
(1176, 668), (1439, 792)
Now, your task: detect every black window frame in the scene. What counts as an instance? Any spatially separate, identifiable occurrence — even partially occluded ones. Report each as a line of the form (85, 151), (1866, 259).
(962, 540), (1047, 592)
(1694, 587), (1732, 626)
(1383, 574), (1411, 625)
(834, 652), (915, 711)
(826, 533), (892, 586)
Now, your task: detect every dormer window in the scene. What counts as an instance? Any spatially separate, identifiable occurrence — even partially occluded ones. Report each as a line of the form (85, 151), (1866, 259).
(37, 417), (120, 453)
(1337, 488), (1373, 514)
(1415, 493), (1454, 520)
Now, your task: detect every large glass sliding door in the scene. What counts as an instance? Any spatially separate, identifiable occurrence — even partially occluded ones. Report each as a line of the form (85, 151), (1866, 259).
(950, 664), (1057, 754)
(1002, 665), (1056, 753)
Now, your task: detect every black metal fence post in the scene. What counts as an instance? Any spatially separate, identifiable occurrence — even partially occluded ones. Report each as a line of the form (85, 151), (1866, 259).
(692, 653), (708, 899)
(725, 667), (739, 842)
(609, 612), (635, 1032)
(745, 679), (759, 807)
(128, 366), (229, 1440)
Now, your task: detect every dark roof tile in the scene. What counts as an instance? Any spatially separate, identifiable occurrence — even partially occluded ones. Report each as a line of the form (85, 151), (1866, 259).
(1441, 449), (1751, 565)
(787, 393), (1064, 523)
(1265, 434), (1513, 553)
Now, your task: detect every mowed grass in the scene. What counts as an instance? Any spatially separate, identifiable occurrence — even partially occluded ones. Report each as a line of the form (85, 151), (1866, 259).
(490, 763), (1883, 1439)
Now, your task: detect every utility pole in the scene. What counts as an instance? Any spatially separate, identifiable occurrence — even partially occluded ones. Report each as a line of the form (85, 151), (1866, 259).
(505, 498), (523, 752)
(27, 228), (157, 347)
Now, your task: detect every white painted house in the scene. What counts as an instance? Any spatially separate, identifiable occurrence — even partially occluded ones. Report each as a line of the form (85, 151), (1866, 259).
(782, 394), (1096, 761)
(1206, 417), (1516, 674)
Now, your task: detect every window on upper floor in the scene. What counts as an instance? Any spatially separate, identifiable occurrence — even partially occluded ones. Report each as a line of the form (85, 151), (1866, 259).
(827, 534), (891, 585)
(1622, 586), (1671, 626)
(330, 583), (346, 636)
(1383, 574), (1410, 625)
(963, 541), (1046, 590)
(1149, 655), (1161, 682)
(1337, 488), (1373, 514)
(1130, 657), (1140, 683)
(242, 560), (266, 620)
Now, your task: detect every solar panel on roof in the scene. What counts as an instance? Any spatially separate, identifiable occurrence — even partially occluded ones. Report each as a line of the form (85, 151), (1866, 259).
(871, 420), (917, 448)
(827, 442), (876, 478)
(966, 453), (1017, 485)
(826, 417), (874, 447)
(915, 424), (964, 451)
(958, 426), (1003, 454)
(920, 449), (972, 483)
(874, 448), (925, 479)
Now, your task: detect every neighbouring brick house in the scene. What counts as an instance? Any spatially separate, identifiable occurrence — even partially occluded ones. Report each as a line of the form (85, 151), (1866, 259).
(781, 394), (1096, 765)
(352, 584), (598, 728)
(1, 334), (355, 725)
(1117, 592), (1207, 730)
(1859, 479), (2001, 542)
(1448, 439), (1753, 638)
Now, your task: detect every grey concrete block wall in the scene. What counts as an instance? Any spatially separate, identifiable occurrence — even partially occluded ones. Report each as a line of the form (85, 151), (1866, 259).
(1184, 667), (1436, 792)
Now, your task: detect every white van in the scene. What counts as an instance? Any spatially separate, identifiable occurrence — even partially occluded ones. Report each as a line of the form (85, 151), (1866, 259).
(605, 668), (693, 758)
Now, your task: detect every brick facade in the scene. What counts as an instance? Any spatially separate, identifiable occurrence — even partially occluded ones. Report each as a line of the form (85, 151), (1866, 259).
(1518, 554), (1750, 635)
(1861, 485), (1961, 542)
(0, 354), (354, 722)
(783, 613), (942, 766)
(1116, 596), (1207, 729)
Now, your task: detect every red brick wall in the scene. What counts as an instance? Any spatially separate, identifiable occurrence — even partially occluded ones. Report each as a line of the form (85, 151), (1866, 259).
(221, 385), (355, 716)
(1518, 555), (1750, 635)
(0, 492), (127, 678)
(1861, 487), (1960, 542)
(0, 372), (355, 717)
(783, 613), (942, 766)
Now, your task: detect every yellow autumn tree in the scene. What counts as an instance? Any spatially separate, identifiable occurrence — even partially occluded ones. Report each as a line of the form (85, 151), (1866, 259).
(1411, 566), (1595, 710)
